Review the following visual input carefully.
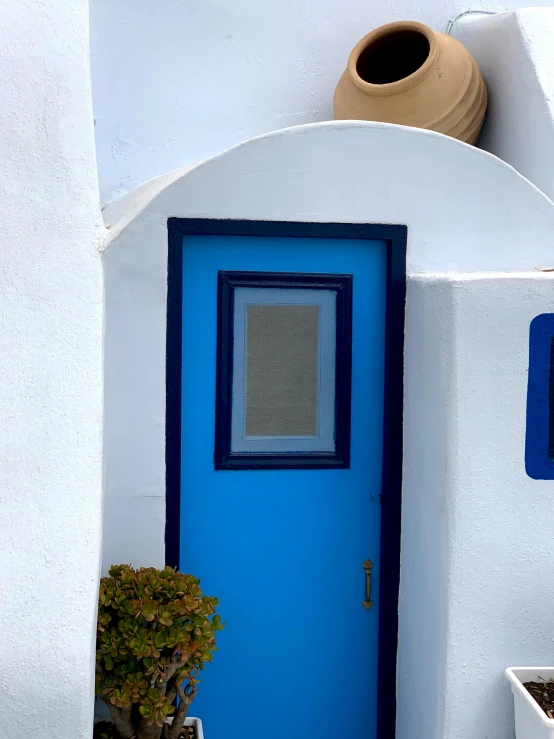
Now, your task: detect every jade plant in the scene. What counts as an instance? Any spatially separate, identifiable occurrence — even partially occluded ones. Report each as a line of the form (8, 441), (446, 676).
(96, 565), (223, 739)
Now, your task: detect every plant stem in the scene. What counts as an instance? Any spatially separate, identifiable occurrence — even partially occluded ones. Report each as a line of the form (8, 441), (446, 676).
(165, 684), (196, 739)
(108, 705), (136, 739)
(136, 717), (163, 739)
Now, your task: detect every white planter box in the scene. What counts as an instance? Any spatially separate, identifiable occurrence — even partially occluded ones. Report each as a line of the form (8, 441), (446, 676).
(168, 717), (204, 739)
(507, 667), (554, 738)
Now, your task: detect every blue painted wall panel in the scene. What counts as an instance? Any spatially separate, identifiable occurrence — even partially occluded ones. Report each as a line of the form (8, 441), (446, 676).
(526, 313), (554, 479)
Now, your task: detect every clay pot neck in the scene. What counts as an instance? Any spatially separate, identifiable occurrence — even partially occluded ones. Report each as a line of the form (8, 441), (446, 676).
(348, 21), (439, 96)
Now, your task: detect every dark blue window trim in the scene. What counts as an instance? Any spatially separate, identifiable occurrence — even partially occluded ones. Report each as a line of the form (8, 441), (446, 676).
(526, 313), (554, 479)
(214, 270), (353, 470)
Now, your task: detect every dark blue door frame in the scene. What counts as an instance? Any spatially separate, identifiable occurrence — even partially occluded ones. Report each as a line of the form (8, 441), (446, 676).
(165, 219), (406, 738)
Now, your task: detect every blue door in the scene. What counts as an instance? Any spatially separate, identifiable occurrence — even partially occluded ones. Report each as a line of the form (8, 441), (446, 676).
(179, 233), (387, 739)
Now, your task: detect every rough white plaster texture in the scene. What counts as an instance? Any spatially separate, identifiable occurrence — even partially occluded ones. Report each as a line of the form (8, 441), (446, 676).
(454, 8), (554, 203)
(403, 274), (554, 739)
(0, 0), (104, 737)
(90, 0), (554, 205)
(103, 121), (554, 738)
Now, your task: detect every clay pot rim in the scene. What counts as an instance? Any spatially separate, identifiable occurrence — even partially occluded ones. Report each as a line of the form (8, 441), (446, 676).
(347, 20), (439, 96)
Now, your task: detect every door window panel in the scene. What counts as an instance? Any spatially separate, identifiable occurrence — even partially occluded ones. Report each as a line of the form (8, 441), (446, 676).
(215, 272), (352, 469)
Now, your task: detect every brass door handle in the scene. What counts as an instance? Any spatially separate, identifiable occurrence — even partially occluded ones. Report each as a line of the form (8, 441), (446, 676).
(362, 559), (374, 610)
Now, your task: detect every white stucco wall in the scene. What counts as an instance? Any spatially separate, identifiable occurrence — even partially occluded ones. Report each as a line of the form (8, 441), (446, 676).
(90, 0), (554, 205)
(454, 8), (554, 203)
(402, 273), (554, 739)
(0, 0), (104, 737)
(102, 121), (554, 738)
(442, 274), (554, 738)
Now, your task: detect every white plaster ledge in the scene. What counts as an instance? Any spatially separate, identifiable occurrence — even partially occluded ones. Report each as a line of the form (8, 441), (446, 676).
(101, 120), (554, 274)
(102, 165), (195, 248)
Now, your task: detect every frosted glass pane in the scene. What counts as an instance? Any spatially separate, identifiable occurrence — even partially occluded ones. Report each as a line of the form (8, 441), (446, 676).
(231, 286), (337, 453)
(246, 305), (319, 436)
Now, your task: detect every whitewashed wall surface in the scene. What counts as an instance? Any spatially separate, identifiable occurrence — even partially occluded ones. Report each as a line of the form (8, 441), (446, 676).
(90, 0), (554, 205)
(455, 8), (554, 203)
(0, 0), (104, 737)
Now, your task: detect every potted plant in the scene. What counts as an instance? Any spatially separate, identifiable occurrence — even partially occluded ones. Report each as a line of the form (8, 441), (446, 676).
(506, 667), (554, 738)
(95, 565), (223, 739)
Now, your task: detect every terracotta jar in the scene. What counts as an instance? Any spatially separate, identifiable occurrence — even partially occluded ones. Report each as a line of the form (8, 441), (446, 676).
(334, 20), (488, 144)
